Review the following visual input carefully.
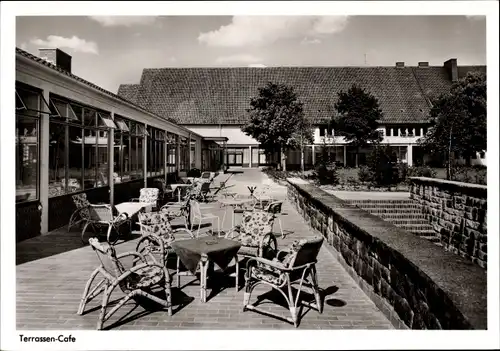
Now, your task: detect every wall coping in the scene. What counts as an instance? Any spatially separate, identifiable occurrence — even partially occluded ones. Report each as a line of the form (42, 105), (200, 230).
(409, 177), (487, 195)
(286, 178), (487, 329)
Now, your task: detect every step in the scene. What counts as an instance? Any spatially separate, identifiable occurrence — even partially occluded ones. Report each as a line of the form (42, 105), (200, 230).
(347, 199), (415, 205)
(359, 208), (425, 215)
(419, 235), (441, 243)
(399, 224), (435, 232)
(374, 213), (429, 220)
(386, 219), (431, 226)
(355, 204), (423, 210)
(409, 229), (438, 236)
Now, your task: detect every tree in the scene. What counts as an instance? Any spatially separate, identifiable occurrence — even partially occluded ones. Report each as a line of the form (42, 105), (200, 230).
(419, 72), (486, 179)
(242, 82), (313, 171)
(333, 84), (383, 167)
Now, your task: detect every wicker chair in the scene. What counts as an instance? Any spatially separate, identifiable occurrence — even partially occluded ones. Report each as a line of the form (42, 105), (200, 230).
(243, 236), (324, 327)
(131, 188), (160, 210)
(135, 211), (195, 267)
(225, 210), (278, 260)
(264, 201), (289, 239)
(160, 191), (193, 229)
(68, 193), (91, 232)
(81, 204), (131, 244)
(77, 238), (172, 330)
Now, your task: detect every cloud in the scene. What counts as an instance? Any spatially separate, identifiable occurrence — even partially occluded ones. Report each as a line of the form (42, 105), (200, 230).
(169, 56), (177, 63)
(30, 35), (98, 54)
(215, 54), (263, 64)
(20, 42), (28, 50)
(198, 16), (348, 47)
(89, 16), (157, 27)
(248, 63), (267, 68)
(301, 37), (321, 45)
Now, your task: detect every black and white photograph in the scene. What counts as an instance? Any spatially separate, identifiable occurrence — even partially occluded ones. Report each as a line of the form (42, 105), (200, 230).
(1, 1), (499, 350)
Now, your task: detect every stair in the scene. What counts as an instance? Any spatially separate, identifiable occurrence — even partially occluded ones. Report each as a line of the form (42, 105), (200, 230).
(346, 199), (440, 245)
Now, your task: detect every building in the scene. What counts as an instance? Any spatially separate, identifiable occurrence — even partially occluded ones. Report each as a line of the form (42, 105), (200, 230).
(15, 47), (227, 241)
(117, 60), (486, 169)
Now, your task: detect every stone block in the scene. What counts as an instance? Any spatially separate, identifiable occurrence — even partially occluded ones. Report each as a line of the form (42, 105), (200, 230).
(394, 295), (414, 328)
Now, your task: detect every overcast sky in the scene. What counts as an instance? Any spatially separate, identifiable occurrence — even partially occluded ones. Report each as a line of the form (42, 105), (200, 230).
(16, 15), (486, 93)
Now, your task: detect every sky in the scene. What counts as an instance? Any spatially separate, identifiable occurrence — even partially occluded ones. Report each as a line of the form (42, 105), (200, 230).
(16, 15), (486, 93)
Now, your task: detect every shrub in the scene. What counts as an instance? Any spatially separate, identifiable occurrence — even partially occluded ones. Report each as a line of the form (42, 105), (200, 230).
(357, 165), (372, 183)
(313, 161), (339, 185)
(367, 145), (399, 186)
(397, 163), (409, 183)
(407, 166), (437, 178)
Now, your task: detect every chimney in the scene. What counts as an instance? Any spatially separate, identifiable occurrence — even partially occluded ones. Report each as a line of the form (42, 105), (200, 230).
(418, 62), (429, 68)
(395, 62), (405, 68)
(444, 58), (458, 82)
(39, 48), (72, 73)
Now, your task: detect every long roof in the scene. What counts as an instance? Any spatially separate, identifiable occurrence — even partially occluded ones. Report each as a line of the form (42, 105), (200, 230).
(117, 64), (485, 125)
(15, 48), (201, 137)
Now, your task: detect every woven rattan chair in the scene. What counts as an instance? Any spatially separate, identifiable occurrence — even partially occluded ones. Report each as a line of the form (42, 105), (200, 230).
(135, 211), (195, 267)
(224, 210), (278, 260)
(77, 238), (172, 330)
(131, 188), (160, 211)
(81, 204), (131, 244)
(68, 193), (91, 232)
(243, 236), (324, 327)
(160, 191), (193, 229)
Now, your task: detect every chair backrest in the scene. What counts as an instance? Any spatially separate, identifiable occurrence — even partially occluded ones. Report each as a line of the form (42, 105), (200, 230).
(89, 237), (123, 278)
(200, 182), (211, 193)
(139, 188), (159, 204)
(265, 201), (283, 215)
(88, 204), (116, 222)
(138, 211), (174, 241)
(190, 200), (202, 217)
(283, 237), (324, 269)
(240, 210), (275, 238)
(72, 193), (90, 209)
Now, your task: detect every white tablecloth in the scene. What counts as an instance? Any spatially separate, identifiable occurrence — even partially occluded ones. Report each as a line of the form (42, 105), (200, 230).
(115, 202), (153, 217)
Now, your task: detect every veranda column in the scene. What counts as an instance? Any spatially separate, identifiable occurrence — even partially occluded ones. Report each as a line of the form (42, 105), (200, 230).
(188, 133), (191, 171)
(343, 145), (347, 167)
(40, 87), (51, 234)
(164, 139), (168, 183)
(312, 145), (316, 165)
(108, 111), (115, 206)
(143, 123), (148, 188)
(407, 144), (413, 166)
(176, 135), (181, 175)
(249, 146), (252, 168)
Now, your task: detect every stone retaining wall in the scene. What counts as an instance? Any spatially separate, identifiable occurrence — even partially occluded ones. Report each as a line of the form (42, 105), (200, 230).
(409, 177), (487, 269)
(286, 178), (486, 330)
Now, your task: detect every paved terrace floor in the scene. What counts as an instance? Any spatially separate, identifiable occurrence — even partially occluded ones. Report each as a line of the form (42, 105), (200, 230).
(16, 168), (393, 330)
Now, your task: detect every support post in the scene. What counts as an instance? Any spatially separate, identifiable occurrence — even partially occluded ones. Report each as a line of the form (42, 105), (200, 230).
(343, 145), (347, 167)
(407, 144), (413, 166)
(312, 145), (316, 165)
(143, 124), (148, 188)
(249, 146), (252, 168)
(40, 87), (50, 234)
(108, 111), (115, 206)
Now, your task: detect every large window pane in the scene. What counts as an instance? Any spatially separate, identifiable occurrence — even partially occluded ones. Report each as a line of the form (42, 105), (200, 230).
(113, 132), (122, 183)
(83, 129), (97, 189)
(97, 130), (108, 186)
(49, 122), (66, 197)
(16, 115), (39, 202)
(137, 137), (144, 179)
(68, 126), (83, 192)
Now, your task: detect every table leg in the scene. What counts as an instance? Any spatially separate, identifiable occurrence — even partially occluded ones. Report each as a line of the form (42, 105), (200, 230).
(235, 255), (239, 292)
(200, 256), (208, 303)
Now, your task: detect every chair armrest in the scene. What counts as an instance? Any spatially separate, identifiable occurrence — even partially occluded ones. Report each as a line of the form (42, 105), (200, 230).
(246, 256), (288, 272)
(113, 212), (129, 224)
(116, 251), (147, 264)
(258, 232), (277, 249)
(114, 261), (168, 286)
(172, 228), (196, 239)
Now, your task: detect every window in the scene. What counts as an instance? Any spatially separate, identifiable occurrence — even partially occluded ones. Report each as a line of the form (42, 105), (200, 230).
(392, 127), (398, 137)
(47, 96), (114, 197)
(114, 116), (145, 181)
(179, 137), (189, 172)
(146, 126), (166, 177)
(385, 127), (392, 137)
(166, 133), (177, 173)
(480, 151), (485, 159)
(415, 128), (421, 137)
(319, 125), (325, 137)
(190, 140), (196, 169)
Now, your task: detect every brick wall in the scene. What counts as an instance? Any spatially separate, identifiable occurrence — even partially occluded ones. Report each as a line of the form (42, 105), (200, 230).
(409, 177), (487, 269)
(286, 178), (486, 329)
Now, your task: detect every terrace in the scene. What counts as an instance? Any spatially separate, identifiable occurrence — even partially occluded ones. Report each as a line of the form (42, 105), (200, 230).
(16, 169), (394, 330)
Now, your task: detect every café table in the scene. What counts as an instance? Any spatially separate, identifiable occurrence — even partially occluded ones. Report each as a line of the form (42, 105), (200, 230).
(115, 201), (153, 217)
(169, 183), (192, 202)
(218, 197), (255, 229)
(171, 236), (241, 302)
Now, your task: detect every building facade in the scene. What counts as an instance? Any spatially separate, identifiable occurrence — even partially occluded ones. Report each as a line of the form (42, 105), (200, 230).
(15, 48), (225, 241)
(118, 60), (487, 169)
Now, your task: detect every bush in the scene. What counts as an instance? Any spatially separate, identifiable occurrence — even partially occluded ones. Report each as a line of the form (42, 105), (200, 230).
(397, 163), (409, 183)
(313, 161), (339, 185)
(357, 165), (372, 183)
(187, 168), (201, 178)
(367, 145), (399, 186)
(451, 166), (487, 185)
(407, 166), (437, 178)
